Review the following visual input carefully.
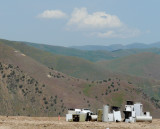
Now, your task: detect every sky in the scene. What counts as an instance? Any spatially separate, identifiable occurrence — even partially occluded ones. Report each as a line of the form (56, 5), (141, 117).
(0, 0), (160, 46)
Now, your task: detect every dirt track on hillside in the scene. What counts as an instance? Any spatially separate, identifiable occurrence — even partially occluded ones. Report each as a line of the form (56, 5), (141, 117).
(0, 116), (159, 129)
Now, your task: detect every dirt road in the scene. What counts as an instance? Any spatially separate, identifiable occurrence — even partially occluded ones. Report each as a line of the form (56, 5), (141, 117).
(0, 116), (159, 129)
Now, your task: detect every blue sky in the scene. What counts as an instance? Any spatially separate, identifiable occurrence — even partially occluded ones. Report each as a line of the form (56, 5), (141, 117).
(0, 0), (160, 46)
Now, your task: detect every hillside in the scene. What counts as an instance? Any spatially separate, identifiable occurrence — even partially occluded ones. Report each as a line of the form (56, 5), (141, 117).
(1, 40), (160, 101)
(25, 41), (160, 62)
(97, 52), (160, 101)
(0, 39), (114, 80)
(0, 62), (62, 116)
(25, 42), (114, 61)
(0, 61), (159, 117)
(0, 41), (160, 117)
(71, 42), (160, 51)
(1, 39), (160, 63)
(97, 52), (160, 80)
(24, 42), (126, 61)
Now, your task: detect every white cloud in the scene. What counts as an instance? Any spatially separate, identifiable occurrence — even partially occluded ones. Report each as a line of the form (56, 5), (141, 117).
(97, 27), (141, 38)
(37, 8), (141, 39)
(67, 8), (141, 38)
(38, 10), (67, 19)
(67, 8), (122, 29)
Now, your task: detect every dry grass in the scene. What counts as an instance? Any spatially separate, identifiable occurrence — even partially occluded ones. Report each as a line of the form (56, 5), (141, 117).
(0, 116), (159, 129)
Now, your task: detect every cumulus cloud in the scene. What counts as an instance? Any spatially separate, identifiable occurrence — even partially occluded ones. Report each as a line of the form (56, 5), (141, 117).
(67, 8), (141, 38)
(38, 10), (67, 19)
(67, 8), (122, 29)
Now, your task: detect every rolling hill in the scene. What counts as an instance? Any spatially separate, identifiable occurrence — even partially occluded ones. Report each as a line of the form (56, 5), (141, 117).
(0, 39), (159, 63)
(24, 41), (160, 63)
(97, 52), (160, 80)
(24, 42), (123, 61)
(0, 39), (114, 80)
(97, 52), (160, 101)
(0, 40), (160, 117)
(71, 42), (160, 51)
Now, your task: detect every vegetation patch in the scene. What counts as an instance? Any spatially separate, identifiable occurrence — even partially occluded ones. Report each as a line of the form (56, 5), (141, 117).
(83, 84), (94, 97)
(111, 93), (124, 107)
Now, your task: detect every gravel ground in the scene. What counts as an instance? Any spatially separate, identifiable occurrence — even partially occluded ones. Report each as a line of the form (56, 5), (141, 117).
(0, 116), (159, 129)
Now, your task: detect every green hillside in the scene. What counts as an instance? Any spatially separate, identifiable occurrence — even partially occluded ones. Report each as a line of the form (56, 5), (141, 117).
(0, 39), (113, 80)
(97, 52), (160, 80)
(25, 41), (160, 62)
(97, 52), (160, 100)
(1, 39), (160, 64)
(25, 42), (119, 61)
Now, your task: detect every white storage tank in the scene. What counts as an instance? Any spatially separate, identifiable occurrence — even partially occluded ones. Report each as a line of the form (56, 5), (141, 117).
(134, 103), (143, 116)
(102, 105), (109, 122)
(136, 116), (152, 122)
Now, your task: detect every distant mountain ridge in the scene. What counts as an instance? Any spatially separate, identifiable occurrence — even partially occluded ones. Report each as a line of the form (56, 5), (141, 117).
(18, 40), (160, 62)
(70, 42), (160, 51)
